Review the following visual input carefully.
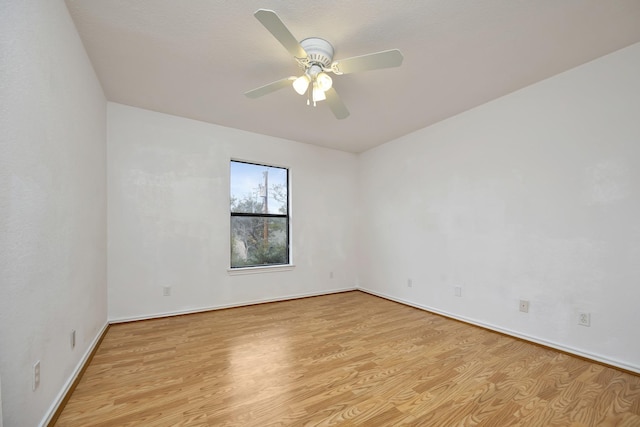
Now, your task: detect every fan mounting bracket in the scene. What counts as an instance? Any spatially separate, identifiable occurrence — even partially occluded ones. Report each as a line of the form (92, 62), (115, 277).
(298, 37), (334, 70)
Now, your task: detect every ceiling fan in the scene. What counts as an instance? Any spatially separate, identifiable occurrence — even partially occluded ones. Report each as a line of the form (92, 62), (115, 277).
(244, 9), (404, 119)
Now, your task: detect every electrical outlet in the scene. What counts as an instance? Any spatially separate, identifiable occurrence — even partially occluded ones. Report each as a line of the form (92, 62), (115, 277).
(407, 279), (412, 288)
(454, 286), (462, 297)
(519, 300), (529, 313)
(163, 286), (171, 296)
(33, 361), (40, 391)
(70, 330), (76, 349)
(578, 312), (591, 327)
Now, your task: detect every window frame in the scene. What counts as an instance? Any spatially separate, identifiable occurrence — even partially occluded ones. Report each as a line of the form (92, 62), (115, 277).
(228, 159), (292, 272)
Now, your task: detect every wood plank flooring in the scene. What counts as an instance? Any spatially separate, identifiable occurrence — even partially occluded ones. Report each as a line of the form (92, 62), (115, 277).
(54, 291), (640, 426)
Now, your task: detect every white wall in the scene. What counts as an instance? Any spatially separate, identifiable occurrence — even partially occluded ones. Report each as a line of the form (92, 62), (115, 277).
(358, 42), (640, 372)
(107, 103), (359, 321)
(0, 1), (107, 426)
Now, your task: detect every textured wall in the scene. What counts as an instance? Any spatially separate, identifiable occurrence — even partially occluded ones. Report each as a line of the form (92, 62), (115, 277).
(358, 42), (640, 372)
(0, 1), (107, 425)
(107, 103), (359, 321)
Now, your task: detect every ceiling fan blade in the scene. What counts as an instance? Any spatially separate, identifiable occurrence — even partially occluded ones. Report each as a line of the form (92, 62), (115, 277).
(244, 77), (295, 99)
(331, 49), (403, 75)
(254, 9), (307, 59)
(325, 88), (350, 120)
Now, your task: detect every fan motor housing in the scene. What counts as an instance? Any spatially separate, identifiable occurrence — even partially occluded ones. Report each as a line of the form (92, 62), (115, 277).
(300, 37), (334, 67)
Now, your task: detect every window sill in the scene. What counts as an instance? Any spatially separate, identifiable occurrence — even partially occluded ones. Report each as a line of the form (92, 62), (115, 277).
(227, 264), (296, 276)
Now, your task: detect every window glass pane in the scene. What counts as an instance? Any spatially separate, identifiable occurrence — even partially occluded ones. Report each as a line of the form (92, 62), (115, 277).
(231, 217), (288, 267)
(230, 161), (287, 215)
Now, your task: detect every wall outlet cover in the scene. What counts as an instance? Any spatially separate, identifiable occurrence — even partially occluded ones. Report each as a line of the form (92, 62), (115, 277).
(578, 312), (591, 327)
(33, 361), (40, 391)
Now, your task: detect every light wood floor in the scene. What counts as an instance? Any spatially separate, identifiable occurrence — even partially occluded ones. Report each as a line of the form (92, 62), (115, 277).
(54, 291), (640, 426)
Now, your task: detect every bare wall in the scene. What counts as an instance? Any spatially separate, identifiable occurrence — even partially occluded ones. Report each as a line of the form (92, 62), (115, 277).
(107, 103), (359, 321)
(358, 43), (640, 372)
(0, 1), (108, 425)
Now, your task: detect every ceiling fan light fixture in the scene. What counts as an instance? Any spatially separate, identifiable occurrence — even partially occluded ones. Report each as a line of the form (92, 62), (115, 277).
(312, 83), (326, 102)
(246, 9), (403, 120)
(292, 74), (310, 95)
(316, 72), (332, 92)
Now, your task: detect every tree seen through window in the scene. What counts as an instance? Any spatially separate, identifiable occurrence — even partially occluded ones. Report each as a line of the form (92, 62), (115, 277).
(230, 161), (289, 268)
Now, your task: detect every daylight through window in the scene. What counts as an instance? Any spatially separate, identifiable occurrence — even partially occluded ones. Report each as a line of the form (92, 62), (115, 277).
(230, 160), (289, 268)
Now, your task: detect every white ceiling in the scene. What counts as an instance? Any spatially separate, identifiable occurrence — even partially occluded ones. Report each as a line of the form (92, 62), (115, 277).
(65, 0), (640, 153)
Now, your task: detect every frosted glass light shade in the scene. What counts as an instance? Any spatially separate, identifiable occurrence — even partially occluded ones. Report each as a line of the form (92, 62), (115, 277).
(292, 75), (310, 95)
(312, 84), (326, 102)
(316, 72), (333, 92)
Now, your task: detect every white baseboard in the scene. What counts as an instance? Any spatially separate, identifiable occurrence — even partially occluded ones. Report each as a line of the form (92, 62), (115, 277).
(109, 287), (357, 324)
(358, 287), (640, 374)
(39, 321), (110, 427)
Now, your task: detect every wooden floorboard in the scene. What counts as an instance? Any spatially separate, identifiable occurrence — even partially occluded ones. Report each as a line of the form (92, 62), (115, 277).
(54, 291), (640, 426)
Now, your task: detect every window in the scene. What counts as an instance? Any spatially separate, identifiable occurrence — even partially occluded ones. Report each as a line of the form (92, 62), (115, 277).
(230, 160), (289, 268)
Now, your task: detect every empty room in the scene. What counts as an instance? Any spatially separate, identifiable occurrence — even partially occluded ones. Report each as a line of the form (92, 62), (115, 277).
(2, 1), (640, 426)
